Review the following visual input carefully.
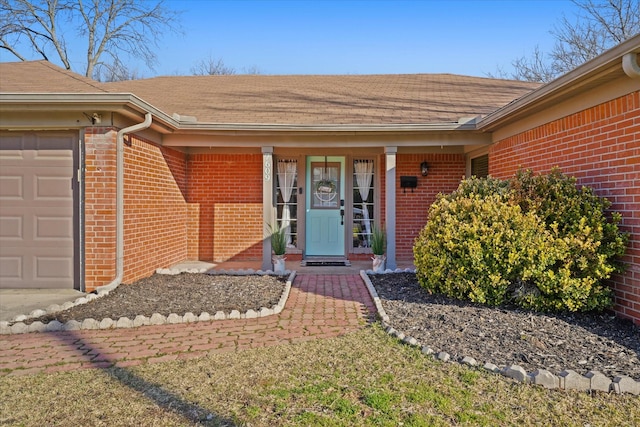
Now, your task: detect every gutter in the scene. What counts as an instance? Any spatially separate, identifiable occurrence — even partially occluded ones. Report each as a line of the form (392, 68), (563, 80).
(95, 112), (153, 293)
(622, 52), (640, 78)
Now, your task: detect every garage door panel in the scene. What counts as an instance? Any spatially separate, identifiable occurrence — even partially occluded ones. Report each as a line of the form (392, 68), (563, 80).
(0, 216), (22, 239)
(36, 256), (73, 280)
(0, 175), (23, 200)
(36, 175), (72, 201)
(0, 131), (77, 289)
(36, 216), (73, 240)
(0, 256), (22, 279)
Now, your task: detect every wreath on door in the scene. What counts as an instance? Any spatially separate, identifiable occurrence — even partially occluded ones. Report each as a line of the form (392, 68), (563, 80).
(315, 179), (337, 202)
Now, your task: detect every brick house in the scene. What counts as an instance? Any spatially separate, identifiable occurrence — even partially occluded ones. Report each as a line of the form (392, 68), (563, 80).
(1, 35), (638, 324)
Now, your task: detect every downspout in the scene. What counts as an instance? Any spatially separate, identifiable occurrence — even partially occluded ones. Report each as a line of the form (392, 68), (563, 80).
(622, 53), (640, 79)
(95, 112), (153, 293)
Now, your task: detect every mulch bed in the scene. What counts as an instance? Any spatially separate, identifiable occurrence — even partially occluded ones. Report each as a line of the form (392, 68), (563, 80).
(25, 273), (287, 325)
(18, 271), (640, 381)
(369, 272), (640, 380)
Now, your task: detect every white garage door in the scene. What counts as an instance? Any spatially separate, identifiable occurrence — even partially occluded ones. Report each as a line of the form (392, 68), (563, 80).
(0, 132), (78, 289)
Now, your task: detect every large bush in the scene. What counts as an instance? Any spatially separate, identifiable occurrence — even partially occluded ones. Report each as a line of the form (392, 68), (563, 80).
(414, 170), (628, 312)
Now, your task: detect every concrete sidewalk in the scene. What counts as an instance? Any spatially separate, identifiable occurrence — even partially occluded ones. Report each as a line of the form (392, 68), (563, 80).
(0, 289), (85, 322)
(0, 274), (376, 376)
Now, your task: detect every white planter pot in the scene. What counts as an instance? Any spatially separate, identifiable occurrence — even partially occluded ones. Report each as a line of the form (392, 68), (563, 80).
(272, 255), (286, 274)
(372, 254), (386, 273)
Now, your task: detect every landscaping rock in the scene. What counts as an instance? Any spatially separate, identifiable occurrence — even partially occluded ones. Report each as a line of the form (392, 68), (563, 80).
(214, 311), (226, 320)
(28, 321), (47, 333)
(584, 370), (612, 392)
(612, 376), (640, 395)
(63, 320), (82, 331)
(558, 370), (590, 391)
(29, 309), (47, 318)
(183, 312), (198, 323)
(133, 315), (150, 327)
(502, 365), (528, 383)
(116, 317), (134, 328)
(421, 346), (434, 355)
(530, 369), (559, 389)
(11, 322), (28, 334)
(45, 320), (64, 332)
(167, 313), (182, 324)
(81, 318), (100, 329)
(461, 356), (477, 366)
(437, 352), (450, 362)
(483, 362), (500, 373)
(149, 313), (166, 325)
(99, 318), (115, 329)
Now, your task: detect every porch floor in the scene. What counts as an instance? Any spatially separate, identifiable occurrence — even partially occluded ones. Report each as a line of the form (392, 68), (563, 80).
(169, 260), (416, 275)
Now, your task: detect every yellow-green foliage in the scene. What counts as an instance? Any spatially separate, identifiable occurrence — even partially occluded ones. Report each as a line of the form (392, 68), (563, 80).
(414, 170), (628, 312)
(414, 193), (554, 306)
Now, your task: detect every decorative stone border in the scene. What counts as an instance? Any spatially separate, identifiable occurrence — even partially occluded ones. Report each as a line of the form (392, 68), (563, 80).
(360, 270), (640, 396)
(0, 270), (295, 335)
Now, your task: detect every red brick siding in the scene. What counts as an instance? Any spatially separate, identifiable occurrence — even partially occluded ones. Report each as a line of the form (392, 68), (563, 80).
(490, 91), (640, 324)
(122, 136), (190, 284)
(187, 154), (263, 262)
(395, 153), (466, 261)
(83, 129), (191, 292)
(84, 128), (117, 291)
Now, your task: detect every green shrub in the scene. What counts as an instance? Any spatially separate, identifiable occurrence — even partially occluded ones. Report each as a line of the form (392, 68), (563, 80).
(413, 169), (628, 313)
(508, 168), (627, 311)
(414, 193), (555, 306)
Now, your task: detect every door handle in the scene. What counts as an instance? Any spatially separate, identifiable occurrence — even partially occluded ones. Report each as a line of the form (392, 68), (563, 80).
(340, 209), (345, 225)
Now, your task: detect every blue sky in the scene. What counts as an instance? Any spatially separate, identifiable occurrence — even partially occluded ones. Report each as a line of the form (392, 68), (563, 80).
(6, 0), (582, 78)
(154, 0), (580, 77)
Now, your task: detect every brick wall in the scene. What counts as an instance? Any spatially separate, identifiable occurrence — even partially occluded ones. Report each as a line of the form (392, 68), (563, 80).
(187, 154), (263, 262)
(122, 135), (190, 284)
(84, 128), (117, 291)
(395, 153), (466, 261)
(84, 129), (191, 291)
(490, 91), (640, 324)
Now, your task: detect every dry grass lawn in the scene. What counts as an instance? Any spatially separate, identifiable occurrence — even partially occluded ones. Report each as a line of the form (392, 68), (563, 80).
(1, 325), (638, 426)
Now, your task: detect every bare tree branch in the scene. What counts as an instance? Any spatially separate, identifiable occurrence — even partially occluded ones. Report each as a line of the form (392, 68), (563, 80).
(0, 0), (181, 78)
(191, 54), (237, 75)
(489, 0), (639, 82)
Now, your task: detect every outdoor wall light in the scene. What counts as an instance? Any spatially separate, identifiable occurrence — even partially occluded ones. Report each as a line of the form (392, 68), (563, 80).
(420, 161), (429, 176)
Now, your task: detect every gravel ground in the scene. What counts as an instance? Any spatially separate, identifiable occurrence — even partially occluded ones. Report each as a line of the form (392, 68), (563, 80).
(369, 273), (640, 381)
(20, 271), (640, 381)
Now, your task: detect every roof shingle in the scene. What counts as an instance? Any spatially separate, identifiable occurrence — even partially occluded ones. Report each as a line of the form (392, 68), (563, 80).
(1, 60), (540, 125)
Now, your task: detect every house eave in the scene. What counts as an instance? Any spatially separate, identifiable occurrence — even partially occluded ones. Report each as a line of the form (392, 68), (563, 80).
(172, 121), (479, 136)
(478, 34), (640, 132)
(1, 93), (484, 136)
(0, 93), (178, 133)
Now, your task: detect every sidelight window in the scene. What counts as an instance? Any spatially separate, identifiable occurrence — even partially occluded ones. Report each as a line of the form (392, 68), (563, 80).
(352, 159), (375, 249)
(276, 159), (298, 248)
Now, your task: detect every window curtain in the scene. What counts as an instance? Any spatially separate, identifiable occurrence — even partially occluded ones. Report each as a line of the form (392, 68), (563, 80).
(277, 160), (297, 247)
(354, 160), (374, 245)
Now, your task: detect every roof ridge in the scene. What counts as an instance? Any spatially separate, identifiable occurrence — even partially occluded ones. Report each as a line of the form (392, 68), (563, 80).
(38, 61), (109, 93)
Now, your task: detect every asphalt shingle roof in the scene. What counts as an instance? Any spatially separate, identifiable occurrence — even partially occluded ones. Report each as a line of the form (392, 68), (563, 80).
(1, 60), (540, 125)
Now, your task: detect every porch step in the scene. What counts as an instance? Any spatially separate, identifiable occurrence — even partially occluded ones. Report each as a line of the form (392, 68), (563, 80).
(301, 257), (351, 267)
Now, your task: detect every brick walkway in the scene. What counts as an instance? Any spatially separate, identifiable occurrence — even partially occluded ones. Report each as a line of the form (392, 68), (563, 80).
(0, 274), (376, 376)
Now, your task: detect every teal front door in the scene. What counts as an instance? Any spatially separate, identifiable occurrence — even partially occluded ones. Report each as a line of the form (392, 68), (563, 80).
(305, 156), (345, 256)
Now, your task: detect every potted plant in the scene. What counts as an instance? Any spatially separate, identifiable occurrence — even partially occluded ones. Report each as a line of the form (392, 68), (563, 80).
(371, 225), (386, 273)
(269, 222), (287, 274)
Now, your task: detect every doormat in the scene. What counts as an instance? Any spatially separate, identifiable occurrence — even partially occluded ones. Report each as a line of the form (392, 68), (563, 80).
(301, 259), (351, 267)
(303, 261), (350, 267)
